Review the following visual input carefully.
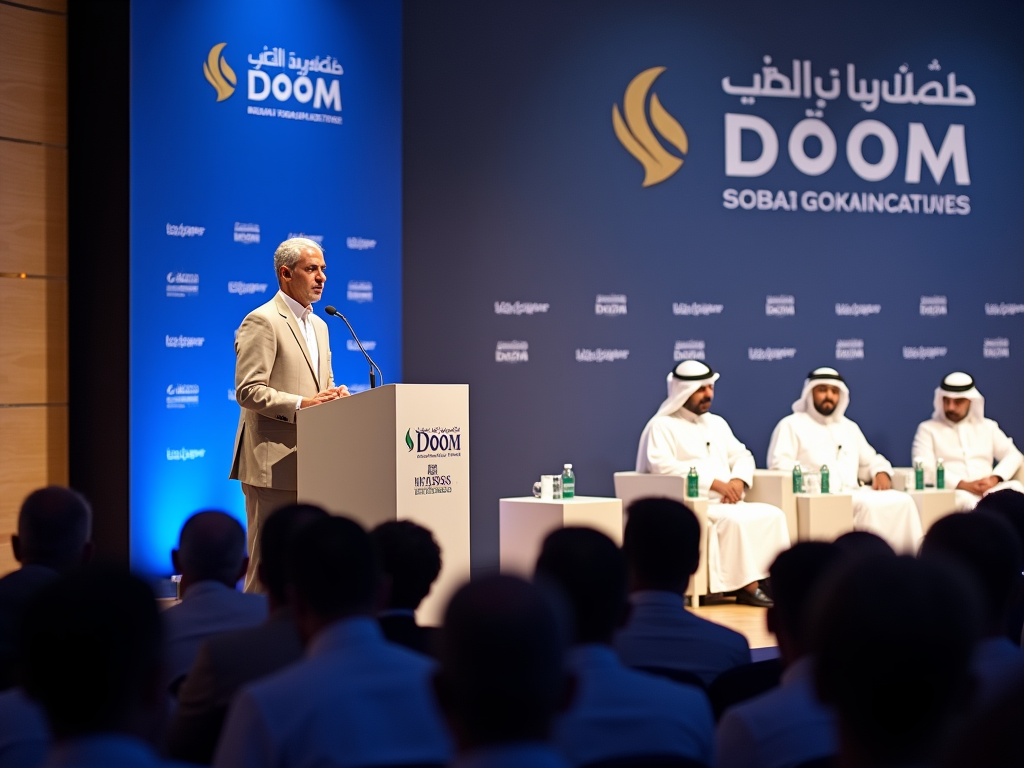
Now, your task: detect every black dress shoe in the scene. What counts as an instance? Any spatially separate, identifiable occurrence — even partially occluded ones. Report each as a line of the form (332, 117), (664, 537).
(734, 587), (774, 607)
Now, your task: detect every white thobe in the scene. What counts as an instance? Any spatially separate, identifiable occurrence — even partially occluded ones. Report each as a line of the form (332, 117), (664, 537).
(640, 410), (791, 593)
(768, 413), (923, 553)
(912, 417), (1024, 511)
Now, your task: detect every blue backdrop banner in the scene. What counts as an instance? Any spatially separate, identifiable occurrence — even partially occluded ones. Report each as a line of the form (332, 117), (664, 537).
(130, 0), (402, 576)
(402, 0), (1024, 574)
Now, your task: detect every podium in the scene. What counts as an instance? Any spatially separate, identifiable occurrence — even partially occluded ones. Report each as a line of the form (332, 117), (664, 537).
(296, 384), (471, 626)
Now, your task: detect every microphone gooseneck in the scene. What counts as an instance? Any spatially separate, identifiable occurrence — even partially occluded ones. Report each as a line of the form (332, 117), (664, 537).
(324, 305), (383, 389)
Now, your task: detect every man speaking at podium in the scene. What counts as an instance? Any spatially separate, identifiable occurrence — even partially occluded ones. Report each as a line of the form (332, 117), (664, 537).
(230, 238), (349, 592)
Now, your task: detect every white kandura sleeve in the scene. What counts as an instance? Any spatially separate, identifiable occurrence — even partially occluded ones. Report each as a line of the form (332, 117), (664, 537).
(991, 422), (1024, 481)
(766, 418), (799, 472)
(721, 420), (755, 487)
(854, 423), (893, 480)
(645, 420), (714, 496)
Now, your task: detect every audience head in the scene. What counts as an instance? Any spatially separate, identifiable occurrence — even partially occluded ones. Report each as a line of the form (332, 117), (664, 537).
(623, 497), (700, 593)
(435, 575), (568, 751)
(975, 489), (1024, 549)
(13, 486), (92, 573)
(171, 511), (247, 590)
(21, 568), (164, 743)
(258, 504), (330, 607)
(288, 515), (380, 642)
(534, 527), (627, 645)
(766, 542), (842, 664)
(833, 530), (896, 560)
(920, 511), (1023, 634)
(370, 520), (442, 611)
(812, 555), (982, 766)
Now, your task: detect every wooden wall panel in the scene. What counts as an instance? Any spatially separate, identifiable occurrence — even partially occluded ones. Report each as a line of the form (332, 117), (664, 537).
(0, 405), (68, 576)
(17, 1), (67, 13)
(0, 278), (67, 404)
(0, 3), (67, 145)
(0, 141), (66, 276)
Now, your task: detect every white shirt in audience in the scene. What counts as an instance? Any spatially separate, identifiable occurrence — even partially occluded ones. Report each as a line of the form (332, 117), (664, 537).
(971, 636), (1024, 710)
(41, 734), (192, 767)
(452, 743), (569, 768)
(715, 656), (837, 768)
(555, 644), (714, 766)
(162, 580), (267, 687)
(0, 687), (49, 768)
(213, 616), (451, 768)
(613, 591), (751, 687)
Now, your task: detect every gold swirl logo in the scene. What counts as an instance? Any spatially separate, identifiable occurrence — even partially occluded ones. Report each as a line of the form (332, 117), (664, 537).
(613, 67), (688, 187)
(203, 43), (237, 102)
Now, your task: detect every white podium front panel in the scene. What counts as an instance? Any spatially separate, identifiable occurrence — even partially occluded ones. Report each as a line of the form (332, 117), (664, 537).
(297, 384), (470, 626)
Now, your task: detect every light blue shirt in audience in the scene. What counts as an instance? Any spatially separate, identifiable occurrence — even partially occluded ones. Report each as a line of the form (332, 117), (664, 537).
(162, 580), (267, 686)
(0, 687), (49, 768)
(715, 656), (837, 768)
(555, 644), (714, 767)
(41, 734), (192, 767)
(613, 591), (751, 686)
(452, 743), (569, 768)
(213, 616), (451, 768)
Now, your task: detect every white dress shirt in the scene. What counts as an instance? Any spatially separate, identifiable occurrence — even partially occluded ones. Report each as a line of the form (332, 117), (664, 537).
(279, 290), (320, 410)
(162, 581), (267, 686)
(715, 656), (837, 768)
(214, 616), (452, 768)
(555, 644), (714, 766)
(614, 591), (751, 687)
(42, 734), (193, 768)
(0, 687), (49, 768)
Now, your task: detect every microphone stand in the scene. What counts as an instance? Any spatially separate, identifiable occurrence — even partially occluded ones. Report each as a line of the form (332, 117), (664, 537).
(324, 305), (382, 389)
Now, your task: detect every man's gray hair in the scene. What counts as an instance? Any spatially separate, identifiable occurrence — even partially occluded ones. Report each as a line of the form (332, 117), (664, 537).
(273, 237), (324, 275)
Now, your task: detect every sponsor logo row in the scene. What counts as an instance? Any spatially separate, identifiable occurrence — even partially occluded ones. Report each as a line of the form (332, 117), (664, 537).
(166, 272), (373, 303)
(164, 221), (377, 252)
(494, 295), (1024, 318)
(493, 338), (1012, 364)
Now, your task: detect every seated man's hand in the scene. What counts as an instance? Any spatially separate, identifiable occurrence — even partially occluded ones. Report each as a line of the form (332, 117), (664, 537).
(872, 472), (892, 491)
(979, 475), (1002, 493)
(711, 478), (744, 504)
(300, 389), (342, 409)
(957, 476), (1001, 496)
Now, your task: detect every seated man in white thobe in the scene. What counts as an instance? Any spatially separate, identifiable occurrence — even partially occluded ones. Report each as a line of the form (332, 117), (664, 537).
(911, 372), (1024, 512)
(768, 367), (923, 554)
(636, 360), (791, 607)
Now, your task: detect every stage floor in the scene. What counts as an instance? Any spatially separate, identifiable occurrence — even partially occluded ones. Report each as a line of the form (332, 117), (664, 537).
(693, 603), (775, 651)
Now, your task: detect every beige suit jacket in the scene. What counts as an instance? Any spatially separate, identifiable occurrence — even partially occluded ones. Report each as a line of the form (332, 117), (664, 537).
(229, 292), (333, 490)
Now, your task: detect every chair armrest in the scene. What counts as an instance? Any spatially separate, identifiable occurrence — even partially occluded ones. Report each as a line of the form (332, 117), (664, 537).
(748, 470), (796, 543)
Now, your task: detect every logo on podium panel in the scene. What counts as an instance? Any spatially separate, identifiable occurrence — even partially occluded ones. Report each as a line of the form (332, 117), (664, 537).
(203, 43), (237, 101)
(612, 67), (688, 187)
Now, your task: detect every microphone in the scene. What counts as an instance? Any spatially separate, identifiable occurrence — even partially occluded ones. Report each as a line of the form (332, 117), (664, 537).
(324, 305), (383, 389)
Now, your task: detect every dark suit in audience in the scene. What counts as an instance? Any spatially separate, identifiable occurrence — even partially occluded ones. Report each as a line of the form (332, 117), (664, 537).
(371, 520), (442, 655)
(812, 556), (982, 768)
(919, 510), (1024, 708)
(0, 687), (49, 768)
(536, 527), (714, 767)
(974, 489), (1024, 643)
(214, 516), (451, 768)
(162, 511), (267, 690)
(22, 568), (190, 768)
(0, 487), (92, 691)
(167, 504), (328, 764)
(434, 575), (570, 768)
(613, 499), (750, 686)
(716, 542), (844, 768)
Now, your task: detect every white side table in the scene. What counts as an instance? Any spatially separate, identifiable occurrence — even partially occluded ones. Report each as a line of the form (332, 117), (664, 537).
(795, 492), (854, 541)
(907, 489), (957, 533)
(499, 496), (623, 576)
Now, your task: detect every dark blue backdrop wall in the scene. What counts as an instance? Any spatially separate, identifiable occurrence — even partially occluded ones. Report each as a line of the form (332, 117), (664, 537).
(403, 0), (1024, 576)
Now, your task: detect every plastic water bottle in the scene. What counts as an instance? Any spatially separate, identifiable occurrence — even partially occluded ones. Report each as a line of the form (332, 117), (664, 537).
(687, 466), (699, 498)
(936, 458), (945, 490)
(820, 465), (830, 494)
(914, 458), (925, 490)
(561, 464), (575, 499)
(792, 463), (803, 493)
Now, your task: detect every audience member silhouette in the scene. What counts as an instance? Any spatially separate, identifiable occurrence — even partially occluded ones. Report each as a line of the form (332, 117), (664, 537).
(614, 498), (750, 686)
(433, 574), (570, 768)
(919, 511), (1024, 707)
(213, 515), (451, 768)
(21, 568), (186, 767)
(716, 542), (842, 768)
(811, 556), (982, 768)
(535, 527), (714, 767)
(0, 486), (92, 691)
(168, 504), (328, 764)
(370, 520), (442, 655)
(163, 511), (267, 691)
(974, 488), (1024, 643)
(941, 676), (1024, 768)
(832, 530), (895, 560)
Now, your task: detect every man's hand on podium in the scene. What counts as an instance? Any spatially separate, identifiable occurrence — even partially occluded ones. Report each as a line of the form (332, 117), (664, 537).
(300, 385), (351, 409)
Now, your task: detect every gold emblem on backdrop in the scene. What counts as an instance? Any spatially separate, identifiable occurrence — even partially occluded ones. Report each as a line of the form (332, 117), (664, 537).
(204, 43), (237, 101)
(613, 67), (688, 187)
